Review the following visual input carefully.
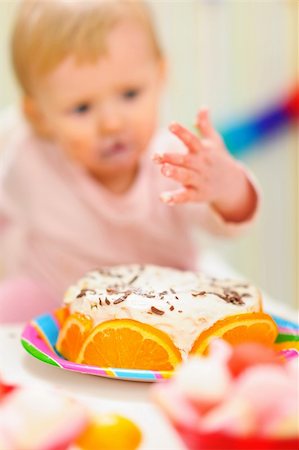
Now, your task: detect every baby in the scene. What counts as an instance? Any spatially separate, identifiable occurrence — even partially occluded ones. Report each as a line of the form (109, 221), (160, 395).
(0, 0), (258, 322)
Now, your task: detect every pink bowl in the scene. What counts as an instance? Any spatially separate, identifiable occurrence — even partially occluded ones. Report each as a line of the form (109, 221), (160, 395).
(175, 423), (299, 450)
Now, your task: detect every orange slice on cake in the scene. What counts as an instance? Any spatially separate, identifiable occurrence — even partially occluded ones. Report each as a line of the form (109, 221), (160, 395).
(190, 312), (278, 355)
(56, 313), (92, 362)
(54, 306), (70, 327)
(77, 319), (182, 371)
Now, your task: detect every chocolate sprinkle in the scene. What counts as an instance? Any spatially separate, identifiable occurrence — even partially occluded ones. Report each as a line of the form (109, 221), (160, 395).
(106, 287), (118, 294)
(228, 290), (240, 296)
(76, 288), (96, 298)
(128, 274), (139, 285)
(105, 298), (111, 305)
(113, 298), (125, 305)
(170, 305), (175, 311)
(216, 293), (245, 305)
(191, 289), (245, 306)
(191, 290), (206, 297)
(151, 306), (164, 315)
(159, 291), (168, 296)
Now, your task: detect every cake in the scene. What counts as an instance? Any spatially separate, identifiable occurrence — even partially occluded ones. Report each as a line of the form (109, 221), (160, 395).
(57, 264), (263, 369)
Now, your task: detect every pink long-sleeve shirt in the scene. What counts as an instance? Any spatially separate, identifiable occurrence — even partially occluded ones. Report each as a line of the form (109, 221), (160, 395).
(0, 118), (258, 300)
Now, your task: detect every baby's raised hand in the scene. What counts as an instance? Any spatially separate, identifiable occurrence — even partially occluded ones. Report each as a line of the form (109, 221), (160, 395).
(153, 109), (255, 222)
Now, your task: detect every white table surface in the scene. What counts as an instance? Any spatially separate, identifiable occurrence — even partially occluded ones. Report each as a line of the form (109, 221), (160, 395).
(0, 253), (297, 450)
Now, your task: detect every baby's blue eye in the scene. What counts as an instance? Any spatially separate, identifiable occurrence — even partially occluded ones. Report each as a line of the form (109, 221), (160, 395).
(73, 103), (91, 114)
(122, 89), (140, 100)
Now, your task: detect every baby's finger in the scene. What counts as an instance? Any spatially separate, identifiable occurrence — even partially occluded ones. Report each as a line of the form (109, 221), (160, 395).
(160, 187), (199, 205)
(152, 153), (185, 165)
(195, 109), (216, 139)
(169, 123), (203, 154)
(153, 152), (200, 170)
(161, 163), (200, 186)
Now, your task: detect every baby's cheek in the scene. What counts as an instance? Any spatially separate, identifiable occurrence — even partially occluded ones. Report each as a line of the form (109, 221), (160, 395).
(63, 129), (91, 150)
(58, 137), (87, 162)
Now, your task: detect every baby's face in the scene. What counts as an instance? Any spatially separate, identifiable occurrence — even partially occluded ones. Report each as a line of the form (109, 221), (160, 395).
(30, 22), (165, 191)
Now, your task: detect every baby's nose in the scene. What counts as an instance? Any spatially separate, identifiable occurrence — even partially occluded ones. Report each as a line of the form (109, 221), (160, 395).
(98, 105), (123, 134)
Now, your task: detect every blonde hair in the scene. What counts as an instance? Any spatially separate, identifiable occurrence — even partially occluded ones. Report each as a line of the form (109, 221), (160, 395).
(11, 0), (163, 95)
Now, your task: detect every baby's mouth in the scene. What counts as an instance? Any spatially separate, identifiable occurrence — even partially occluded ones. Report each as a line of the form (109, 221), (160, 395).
(100, 141), (131, 159)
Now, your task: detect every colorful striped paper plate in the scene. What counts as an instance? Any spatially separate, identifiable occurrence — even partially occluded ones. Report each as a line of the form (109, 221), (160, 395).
(21, 312), (173, 382)
(21, 312), (299, 383)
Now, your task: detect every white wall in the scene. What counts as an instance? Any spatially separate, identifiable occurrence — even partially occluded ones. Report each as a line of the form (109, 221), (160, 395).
(0, 1), (298, 307)
(151, 1), (298, 308)
(0, 1), (19, 107)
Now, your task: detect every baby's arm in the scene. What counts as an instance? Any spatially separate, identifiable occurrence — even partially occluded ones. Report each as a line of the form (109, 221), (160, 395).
(153, 109), (257, 223)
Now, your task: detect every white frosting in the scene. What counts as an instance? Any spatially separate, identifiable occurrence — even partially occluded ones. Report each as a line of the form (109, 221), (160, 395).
(64, 265), (261, 358)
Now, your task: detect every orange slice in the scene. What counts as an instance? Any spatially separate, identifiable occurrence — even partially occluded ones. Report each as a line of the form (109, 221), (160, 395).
(77, 319), (182, 370)
(190, 312), (278, 355)
(54, 306), (70, 327)
(56, 313), (92, 361)
(76, 413), (142, 450)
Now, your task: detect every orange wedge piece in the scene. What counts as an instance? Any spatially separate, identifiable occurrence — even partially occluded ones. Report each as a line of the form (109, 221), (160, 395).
(76, 413), (142, 450)
(54, 306), (70, 327)
(56, 313), (93, 362)
(190, 312), (278, 355)
(77, 319), (182, 371)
